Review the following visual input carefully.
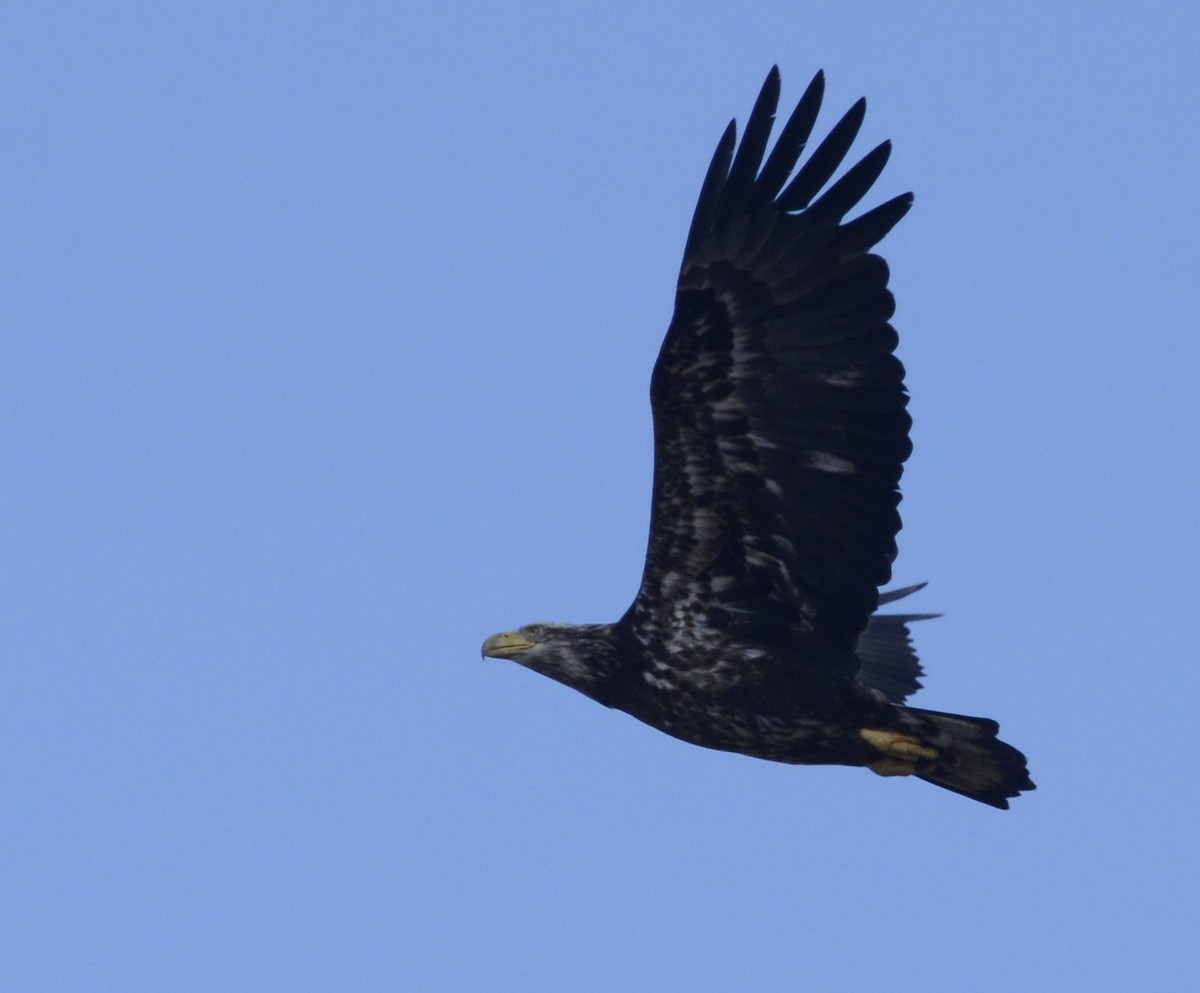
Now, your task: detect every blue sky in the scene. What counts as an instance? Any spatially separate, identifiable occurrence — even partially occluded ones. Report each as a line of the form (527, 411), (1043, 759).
(4, 3), (1198, 990)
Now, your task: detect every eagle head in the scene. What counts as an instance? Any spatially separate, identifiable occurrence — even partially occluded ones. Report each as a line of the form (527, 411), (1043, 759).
(481, 622), (621, 694)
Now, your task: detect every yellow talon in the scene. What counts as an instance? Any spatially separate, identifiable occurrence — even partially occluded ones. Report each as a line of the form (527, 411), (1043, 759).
(860, 728), (939, 762)
(867, 757), (918, 777)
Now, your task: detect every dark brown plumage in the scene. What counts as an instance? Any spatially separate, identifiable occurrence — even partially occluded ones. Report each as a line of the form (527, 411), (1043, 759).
(483, 68), (1034, 808)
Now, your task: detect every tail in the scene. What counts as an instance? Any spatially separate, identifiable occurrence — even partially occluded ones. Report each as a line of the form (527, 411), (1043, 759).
(905, 707), (1036, 809)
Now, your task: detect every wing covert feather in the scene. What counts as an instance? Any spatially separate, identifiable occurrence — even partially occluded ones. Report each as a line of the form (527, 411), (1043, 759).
(629, 69), (914, 671)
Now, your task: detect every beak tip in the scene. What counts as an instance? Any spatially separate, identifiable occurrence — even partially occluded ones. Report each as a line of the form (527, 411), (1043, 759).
(480, 631), (533, 660)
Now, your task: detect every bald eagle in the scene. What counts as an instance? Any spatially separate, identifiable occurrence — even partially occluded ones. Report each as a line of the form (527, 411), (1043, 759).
(482, 68), (1034, 809)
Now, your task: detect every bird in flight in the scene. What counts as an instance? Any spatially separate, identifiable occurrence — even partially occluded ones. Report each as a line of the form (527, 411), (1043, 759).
(482, 68), (1034, 808)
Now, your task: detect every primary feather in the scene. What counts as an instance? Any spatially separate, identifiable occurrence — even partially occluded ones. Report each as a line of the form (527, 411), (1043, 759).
(483, 68), (1034, 809)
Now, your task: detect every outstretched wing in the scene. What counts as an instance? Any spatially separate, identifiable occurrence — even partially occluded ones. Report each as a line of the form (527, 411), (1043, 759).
(627, 68), (913, 675)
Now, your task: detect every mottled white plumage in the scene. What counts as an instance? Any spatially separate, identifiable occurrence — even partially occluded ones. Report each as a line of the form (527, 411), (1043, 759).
(483, 68), (1034, 808)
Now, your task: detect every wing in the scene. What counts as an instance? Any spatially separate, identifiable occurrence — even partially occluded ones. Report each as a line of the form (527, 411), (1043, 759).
(626, 68), (913, 676)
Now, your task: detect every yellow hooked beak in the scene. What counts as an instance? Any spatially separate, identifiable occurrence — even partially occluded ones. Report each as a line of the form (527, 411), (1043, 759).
(481, 631), (536, 659)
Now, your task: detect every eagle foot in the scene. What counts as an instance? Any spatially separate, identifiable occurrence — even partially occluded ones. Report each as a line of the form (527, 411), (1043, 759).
(860, 728), (939, 764)
(867, 757), (918, 777)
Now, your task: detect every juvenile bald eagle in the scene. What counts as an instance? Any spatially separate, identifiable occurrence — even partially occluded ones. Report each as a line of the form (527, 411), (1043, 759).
(483, 68), (1034, 808)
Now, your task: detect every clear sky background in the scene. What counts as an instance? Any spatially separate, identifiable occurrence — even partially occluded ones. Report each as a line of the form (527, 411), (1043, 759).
(4, 3), (1198, 990)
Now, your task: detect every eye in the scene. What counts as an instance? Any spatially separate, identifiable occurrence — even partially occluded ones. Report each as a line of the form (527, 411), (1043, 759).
(525, 624), (545, 639)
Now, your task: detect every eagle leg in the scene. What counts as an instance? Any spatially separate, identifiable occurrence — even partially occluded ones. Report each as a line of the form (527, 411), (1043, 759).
(860, 728), (939, 777)
(866, 757), (919, 777)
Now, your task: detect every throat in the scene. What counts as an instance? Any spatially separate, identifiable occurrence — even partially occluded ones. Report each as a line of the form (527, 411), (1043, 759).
(528, 623), (624, 697)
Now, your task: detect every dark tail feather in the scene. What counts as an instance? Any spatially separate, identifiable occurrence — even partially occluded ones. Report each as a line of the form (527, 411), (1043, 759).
(905, 707), (1036, 809)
